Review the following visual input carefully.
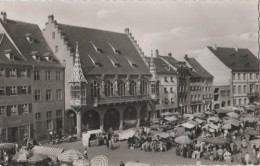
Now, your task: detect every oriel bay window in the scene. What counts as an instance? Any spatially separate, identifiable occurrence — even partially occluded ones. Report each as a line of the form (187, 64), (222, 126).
(129, 81), (137, 95)
(91, 81), (100, 97)
(70, 84), (86, 104)
(140, 81), (147, 95)
(118, 81), (125, 96)
(105, 81), (113, 97)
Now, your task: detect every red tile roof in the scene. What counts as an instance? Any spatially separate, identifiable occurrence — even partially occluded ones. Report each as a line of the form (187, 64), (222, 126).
(57, 24), (150, 75)
(208, 46), (259, 72)
(185, 57), (213, 78)
(0, 19), (62, 68)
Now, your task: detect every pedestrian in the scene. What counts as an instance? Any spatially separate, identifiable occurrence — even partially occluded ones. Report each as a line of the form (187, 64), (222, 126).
(217, 147), (224, 161)
(83, 147), (88, 159)
(245, 152), (251, 165)
(242, 138), (247, 149)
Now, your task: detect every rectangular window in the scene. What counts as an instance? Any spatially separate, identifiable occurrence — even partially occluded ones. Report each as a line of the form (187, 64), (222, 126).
(47, 111), (52, 119)
(56, 89), (62, 100)
(9, 69), (16, 77)
(23, 104), (29, 113)
(46, 90), (52, 100)
(55, 46), (58, 53)
(164, 88), (168, 93)
(0, 106), (5, 116)
(34, 90), (41, 101)
(45, 71), (51, 81)
(171, 98), (174, 103)
(151, 84), (156, 94)
(34, 70), (40, 81)
(0, 68), (5, 77)
(238, 73), (241, 80)
(10, 86), (17, 95)
(56, 71), (61, 80)
(21, 69), (27, 77)
(170, 87), (173, 93)
(52, 32), (55, 39)
(47, 120), (53, 130)
(10, 105), (18, 115)
(164, 77), (168, 82)
(243, 73), (246, 80)
(250, 73), (253, 80)
(35, 112), (41, 119)
(21, 86), (27, 94)
(0, 87), (5, 96)
(256, 73), (259, 80)
(171, 77), (174, 82)
(56, 109), (62, 117)
(233, 73), (236, 80)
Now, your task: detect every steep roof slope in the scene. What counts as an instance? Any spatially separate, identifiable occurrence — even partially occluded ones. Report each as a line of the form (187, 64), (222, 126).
(207, 46), (258, 72)
(146, 56), (177, 75)
(57, 24), (150, 75)
(185, 57), (213, 78)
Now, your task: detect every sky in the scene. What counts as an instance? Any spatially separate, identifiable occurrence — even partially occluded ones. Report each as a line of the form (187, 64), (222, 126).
(0, 0), (258, 60)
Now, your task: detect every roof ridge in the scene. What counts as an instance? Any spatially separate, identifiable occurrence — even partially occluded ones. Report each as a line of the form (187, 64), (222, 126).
(58, 23), (125, 35)
(0, 33), (4, 45)
(6, 19), (38, 26)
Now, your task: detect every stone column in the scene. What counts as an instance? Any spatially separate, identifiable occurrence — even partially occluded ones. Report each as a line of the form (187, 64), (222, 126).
(119, 110), (124, 130)
(76, 110), (82, 139)
(99, 112), (104, 131)
(136, 109), (140, 128)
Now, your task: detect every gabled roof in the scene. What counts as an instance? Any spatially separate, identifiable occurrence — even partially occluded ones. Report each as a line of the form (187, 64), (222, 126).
(57, 23), (150, 75)
(207, 46), (259, 72)
(184, 57), (213, 78)
(160, 55), (190, 70)
(0, 33), (31, 66)
(146, 56), (177, 75)
(0, 19), (62, 68)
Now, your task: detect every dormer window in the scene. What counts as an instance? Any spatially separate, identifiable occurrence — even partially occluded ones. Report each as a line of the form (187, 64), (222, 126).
(25, 33), (34, 43)
(32, 51), (40, 62)
(90, 41), (103, 53)
(126, 57), (137, 67)
(4, 49), (14, 60)
(107, 55), (120, 67)
(108, 42), (121, 54)
(44, 53), (53, 62)
(231, 53), (235, 59)
(88, 54), (102, 67)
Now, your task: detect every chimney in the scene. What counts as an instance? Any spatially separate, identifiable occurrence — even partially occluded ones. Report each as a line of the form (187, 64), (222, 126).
(0, 11), (7, 23)
(212, 44), (217, 51)
(155, 49), (159, 57)
(168, 52), (172, 57)
(48, 14), (54, 23)
(184, 54), (188, 59)
(124, 28), (130, 35)
(235, 46), (238, 52)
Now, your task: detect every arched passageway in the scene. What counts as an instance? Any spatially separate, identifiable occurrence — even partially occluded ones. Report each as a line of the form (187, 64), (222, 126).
(66, 110), (76, 133)
(104, 108), (120, 131)
(123, 106), (137, 129)
(82, 110), (100, 131)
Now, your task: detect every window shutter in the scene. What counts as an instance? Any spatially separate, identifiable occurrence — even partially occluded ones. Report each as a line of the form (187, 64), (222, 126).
(18, 104), (23, 115)
(29, 104), (32, 113)
(6, 86), (10, 96)
(28, 86), (31, 94)
(6, 106), (11, 116)
(27, 69), (31, 77)
(5, 68), (9, 77)
(17, 86), (22, 95)
(17, 69), (21, 78)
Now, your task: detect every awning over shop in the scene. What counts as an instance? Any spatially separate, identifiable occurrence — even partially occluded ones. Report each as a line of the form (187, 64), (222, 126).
(181, 123), (196, 129)
(31, 146), (64, 159)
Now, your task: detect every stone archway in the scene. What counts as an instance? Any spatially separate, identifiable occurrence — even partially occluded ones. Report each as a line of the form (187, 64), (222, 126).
(82, 110), (100, 131)
(140, 105), (148, 124)
(104, 108), (120, 132)
(66, 109), (76, 133)
(123, 106), (137, 129)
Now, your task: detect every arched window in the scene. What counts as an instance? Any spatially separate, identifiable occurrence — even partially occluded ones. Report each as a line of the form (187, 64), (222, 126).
(105, 81), (113, 97)
(129, 81), (137, 95)
(91, 81), (100, 97)
(140, 80), (147, 95)
(227, 100), (231, 106)
(118, 81), (125, 96)
(221, 101), (226, 107)
(238, 85), (241, 94)
(233, 85), (236, 94)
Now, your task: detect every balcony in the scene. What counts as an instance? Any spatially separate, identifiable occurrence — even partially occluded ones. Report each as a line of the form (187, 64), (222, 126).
(70, 98), (87, 108)
(94, 95), (149, 107)
(247, 92), (259, 97)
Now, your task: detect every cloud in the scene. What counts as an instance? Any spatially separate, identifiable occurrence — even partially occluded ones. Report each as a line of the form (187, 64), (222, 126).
(168, 26), (189, 37)
(239, 32), (258, 41)
(96, 9), (117, 20)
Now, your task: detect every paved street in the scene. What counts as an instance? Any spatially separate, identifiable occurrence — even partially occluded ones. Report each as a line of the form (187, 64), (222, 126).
(45, 139), (248, 166)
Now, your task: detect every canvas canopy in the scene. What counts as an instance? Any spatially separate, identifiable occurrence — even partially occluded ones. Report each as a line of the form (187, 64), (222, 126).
(31, 146), (64, 160)
(181, 123), (196, 129)
(82, 129), (105, 147)
(118, 128), (137, 140)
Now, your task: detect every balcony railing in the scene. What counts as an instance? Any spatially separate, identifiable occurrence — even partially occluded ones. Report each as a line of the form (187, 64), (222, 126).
(94, 95), (149, 107)
(247, 92), (259, 97)
(70, 98), (87, 107)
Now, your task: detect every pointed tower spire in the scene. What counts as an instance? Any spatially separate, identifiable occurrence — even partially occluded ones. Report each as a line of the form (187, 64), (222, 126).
(150, 50), (157, 76)
(69, 42), (87, 83)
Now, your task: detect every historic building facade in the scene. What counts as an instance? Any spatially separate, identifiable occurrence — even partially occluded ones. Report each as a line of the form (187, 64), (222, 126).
(43, 15), (151, 137)
(0, 12), (64, 142)
(145, 50), (178, 118)
(160, 55), (191, 114)
(184, 55), (214, 113)
(196, 46), (259, 108)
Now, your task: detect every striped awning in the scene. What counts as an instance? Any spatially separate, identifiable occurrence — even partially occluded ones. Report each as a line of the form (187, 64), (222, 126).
(31, 146), (64, 159)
